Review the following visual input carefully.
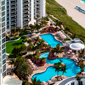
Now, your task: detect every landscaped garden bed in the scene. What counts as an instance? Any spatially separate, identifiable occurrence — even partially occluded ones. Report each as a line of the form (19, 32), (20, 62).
(41, 26), (59, 33)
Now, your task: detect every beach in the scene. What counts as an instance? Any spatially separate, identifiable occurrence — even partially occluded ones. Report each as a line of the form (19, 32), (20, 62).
(55, 0), (85, 28)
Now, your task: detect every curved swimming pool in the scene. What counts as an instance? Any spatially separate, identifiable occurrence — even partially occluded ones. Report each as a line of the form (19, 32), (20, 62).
(32, 52), (81, 82)
(40, 33), (63, 47)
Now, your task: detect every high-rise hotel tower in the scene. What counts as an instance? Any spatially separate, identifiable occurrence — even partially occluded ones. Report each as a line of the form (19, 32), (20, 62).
(0, 0), (45, 84)
(6, 0), (46, 32)
(0, 0), (6, 85)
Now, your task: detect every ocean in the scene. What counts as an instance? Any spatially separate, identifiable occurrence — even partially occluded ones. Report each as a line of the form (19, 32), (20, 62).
(81, 0), (85, 3)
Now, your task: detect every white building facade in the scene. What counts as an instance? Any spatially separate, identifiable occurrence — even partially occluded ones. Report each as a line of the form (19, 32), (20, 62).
(6, 0), (46, 30)
(58, 76), (85, 85)
(0, 0), (6, 85)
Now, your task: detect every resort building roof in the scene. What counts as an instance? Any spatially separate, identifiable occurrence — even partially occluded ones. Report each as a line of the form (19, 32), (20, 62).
(2, 76), (22, 85)
(65, 38), (84, 50)
(70, 43), (85, 51)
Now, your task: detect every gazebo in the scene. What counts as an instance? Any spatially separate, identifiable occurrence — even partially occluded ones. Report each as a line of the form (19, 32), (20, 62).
(70, 43), (85, 54)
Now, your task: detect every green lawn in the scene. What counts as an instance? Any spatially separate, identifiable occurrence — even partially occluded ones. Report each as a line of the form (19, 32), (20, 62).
(6, 39), (26, 54)
(46, 0), (85, 43)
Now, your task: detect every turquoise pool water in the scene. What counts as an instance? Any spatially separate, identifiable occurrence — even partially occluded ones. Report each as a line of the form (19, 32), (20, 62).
(81, 0), (85, 3)
(40, 33), (63, 47)
(82, 57), (85, 59)
(32, 52), (82, 82)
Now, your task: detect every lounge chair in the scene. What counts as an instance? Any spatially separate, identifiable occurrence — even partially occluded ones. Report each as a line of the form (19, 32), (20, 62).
(42, 81), (48, 85)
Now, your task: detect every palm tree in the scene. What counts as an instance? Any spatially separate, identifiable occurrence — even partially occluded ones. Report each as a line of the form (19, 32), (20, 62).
(28, 43), (34, 51)
(14, 57), (26, 69)
(76, 75), (82, 85)
(54, 63), (61, 80)
(8, 59), (15, 69)
(29, 24), (35, 32)
(79, 49), (85, 59)
(30, 77), (41, 85)
(16, 27), (20, 32)
(11, 46), (21, 58)
(61, 65), (67, 79)
(41, 20), (47, 27)
(54, 60), (62, 79)
(17, 63), (29, 79)
(54, 63), (60, 75)
(79, 61), (84, 72)
(34, 37), (40, 42)
(11, 28), (16, 35)
(35, 24), (41, 31)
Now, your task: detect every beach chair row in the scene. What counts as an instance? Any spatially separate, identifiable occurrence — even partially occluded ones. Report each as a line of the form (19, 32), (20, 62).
(75, 6), (85, 13)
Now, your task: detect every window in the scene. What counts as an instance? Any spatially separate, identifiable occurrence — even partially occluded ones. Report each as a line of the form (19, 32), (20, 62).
(3, 71), (6, 77)
(1, 1), (5, 5)
(2, 17), (5, 22)
(71, 82), (74, 85)
(2, 22), (5, 27)
(2, 27), (5, 33)
(2, 43), (5, 49)
(2, 11), (5, 16)
(3, 64), (6, 71)
(2, 38), (5, 43)
(2, 59), (6, 65)
(2, 6), (5, 11)
(2, 54), (5, 60)
(2, 33), (5, 38)
(2, 49), (5, 54)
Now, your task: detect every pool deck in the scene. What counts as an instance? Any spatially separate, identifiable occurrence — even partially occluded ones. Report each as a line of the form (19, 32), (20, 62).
(39, 31), (67, 47)
(28, 48), (82, 84)
(27, 32), (83, 84)
(29, 63), (54, 82)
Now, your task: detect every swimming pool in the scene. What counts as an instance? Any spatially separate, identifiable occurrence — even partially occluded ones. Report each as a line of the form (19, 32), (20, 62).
(82, 57), (85, 59)
(40, 33), (63, 47)
(32, 52), (81, 82)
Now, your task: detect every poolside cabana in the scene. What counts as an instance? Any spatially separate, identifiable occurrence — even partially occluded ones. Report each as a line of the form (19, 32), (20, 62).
(56, 31), (67, 40)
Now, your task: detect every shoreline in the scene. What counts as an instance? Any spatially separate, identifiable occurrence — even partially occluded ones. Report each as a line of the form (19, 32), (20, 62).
(55, 0), (85, 28)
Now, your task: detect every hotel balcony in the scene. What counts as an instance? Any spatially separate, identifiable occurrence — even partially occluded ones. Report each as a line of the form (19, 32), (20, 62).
(23, 2), (28, 6)
(23, 9), (28, 13)
(23, 0), (28, 3)
(23, 13), (28, 17)
(11, 13), (16, 17)
(23, 6), (28, 10)
(11, 10), (17, 13)
(11, 17), (16, 21)
(11, 2), (16, 5)
(23, 17), (28, 21)
(11, 6), (16, 9)
(23, 25), (28, 28)
(23, 21), (28, 24)
(11, 21), (16, 25)
(11, 0), (16, 1)
(11, 24), (17, 28)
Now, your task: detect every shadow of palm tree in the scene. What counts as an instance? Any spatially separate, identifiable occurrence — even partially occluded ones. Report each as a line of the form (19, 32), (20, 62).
(13, 42), (22, 46)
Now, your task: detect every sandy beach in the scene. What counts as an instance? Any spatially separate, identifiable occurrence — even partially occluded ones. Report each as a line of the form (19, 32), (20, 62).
(55, 0), (85, 28)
